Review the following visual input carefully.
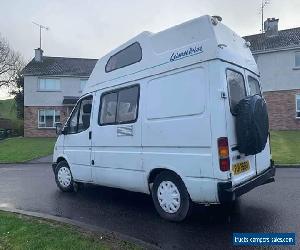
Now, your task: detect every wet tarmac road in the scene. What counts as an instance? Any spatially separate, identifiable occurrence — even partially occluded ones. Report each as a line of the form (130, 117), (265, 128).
(0, 164), (299, 249)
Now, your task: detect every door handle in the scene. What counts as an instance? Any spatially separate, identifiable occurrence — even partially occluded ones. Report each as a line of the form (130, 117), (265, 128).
(89, 131), (92, 140)
(91, 160), (95, 165)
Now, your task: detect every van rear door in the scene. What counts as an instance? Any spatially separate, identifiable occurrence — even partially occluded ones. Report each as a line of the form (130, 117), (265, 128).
(246, 72), (271, 174)
(225, 67), (257, 186)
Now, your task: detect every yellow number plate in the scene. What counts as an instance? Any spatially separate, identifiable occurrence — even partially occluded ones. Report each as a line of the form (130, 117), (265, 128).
(233, 161), (250, 175)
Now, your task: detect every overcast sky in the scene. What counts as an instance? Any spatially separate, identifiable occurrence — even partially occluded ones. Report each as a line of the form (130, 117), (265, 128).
(1, 0), (300, 99)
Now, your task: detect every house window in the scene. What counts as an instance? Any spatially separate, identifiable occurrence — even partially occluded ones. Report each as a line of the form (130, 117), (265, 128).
(99, 85), (139, 125)
(80, 79), (87, 92)
(295, 52), (300, 68)
(38, 110), (60, 128)
(296, 95), (300, 118)
(105, 42), (142, 73)
(39, 78), (61, 91)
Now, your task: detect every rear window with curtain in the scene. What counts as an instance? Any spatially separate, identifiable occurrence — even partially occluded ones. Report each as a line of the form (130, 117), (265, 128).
(227, 69), (246, 114)
(248, 76), (261, 96)
(105, 42), (142, 73)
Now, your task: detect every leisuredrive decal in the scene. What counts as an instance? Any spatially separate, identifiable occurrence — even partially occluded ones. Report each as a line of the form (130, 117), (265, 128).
(170, 45), (203, 62)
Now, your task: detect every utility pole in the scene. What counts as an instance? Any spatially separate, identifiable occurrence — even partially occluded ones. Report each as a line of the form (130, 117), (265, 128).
(259, 0), (270, 33)
(32, 22), (49, 49)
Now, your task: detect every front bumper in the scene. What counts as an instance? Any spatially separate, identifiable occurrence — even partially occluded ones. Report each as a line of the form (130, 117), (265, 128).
(218, 161), (276, 203)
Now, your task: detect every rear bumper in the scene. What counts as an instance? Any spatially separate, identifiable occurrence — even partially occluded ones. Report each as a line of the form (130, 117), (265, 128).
(218, 160), (276, 203)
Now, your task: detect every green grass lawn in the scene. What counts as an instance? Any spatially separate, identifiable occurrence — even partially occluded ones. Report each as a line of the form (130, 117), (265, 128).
(270, 131), (300, 165)
(0, 137), (56, 163)
(0, 131), (298, 165)
(0, 211), (138, 250)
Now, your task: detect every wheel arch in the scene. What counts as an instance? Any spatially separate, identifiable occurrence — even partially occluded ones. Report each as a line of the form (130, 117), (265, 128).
(57, 156), (67, 164)
(148, 168), (185, 192)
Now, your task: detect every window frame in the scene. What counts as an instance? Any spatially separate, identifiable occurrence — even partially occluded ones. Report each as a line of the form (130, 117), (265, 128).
(98, 84), (140, 126)
(226, 68), (247, 115)
(295, 51), (300, 68)
(38, 109), (61, 129)
(66, 95), (93, 134)
(247, 75), (262, 96)
(38, 78), (61, 92)
(105, 42), (142, 73)
(296, 94), (300, 119)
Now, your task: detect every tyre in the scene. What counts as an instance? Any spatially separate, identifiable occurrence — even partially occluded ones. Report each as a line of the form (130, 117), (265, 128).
(152, 171), (191, 222)
(55, 161), (74, 192)
(235, 94), (269, 155)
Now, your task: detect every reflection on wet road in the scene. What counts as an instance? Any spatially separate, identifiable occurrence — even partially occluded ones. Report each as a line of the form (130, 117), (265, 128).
(0, 164), (299, 249)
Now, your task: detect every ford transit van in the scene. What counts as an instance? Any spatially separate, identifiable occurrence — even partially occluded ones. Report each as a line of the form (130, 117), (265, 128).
(52, 15), (275, 221)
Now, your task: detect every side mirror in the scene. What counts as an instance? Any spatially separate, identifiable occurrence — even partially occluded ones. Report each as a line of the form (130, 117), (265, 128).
(56, 123), (63, 135)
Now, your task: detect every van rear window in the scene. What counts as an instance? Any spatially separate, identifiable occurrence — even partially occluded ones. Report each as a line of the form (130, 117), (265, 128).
(248, 76), (261, 96)
(105, 42), (142, 73)
(227, 69), (246, 114)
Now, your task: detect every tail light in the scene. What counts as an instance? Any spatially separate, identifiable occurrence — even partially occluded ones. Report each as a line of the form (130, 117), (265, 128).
(218, 137), (230, 171)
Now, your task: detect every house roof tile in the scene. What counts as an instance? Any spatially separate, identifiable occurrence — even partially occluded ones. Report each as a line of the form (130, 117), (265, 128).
(22, 56), (98, 77)
(243, 27), (300, 53)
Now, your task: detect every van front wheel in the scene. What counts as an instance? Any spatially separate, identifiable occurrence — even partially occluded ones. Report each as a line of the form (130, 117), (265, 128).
(152, 171), (191, 222)
(55, 161), (74, 192)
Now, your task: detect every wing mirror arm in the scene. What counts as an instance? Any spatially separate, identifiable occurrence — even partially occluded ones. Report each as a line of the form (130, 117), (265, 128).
(61, 128), (67, 135)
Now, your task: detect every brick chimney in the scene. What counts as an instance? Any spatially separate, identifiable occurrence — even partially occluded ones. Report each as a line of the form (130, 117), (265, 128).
(34, 48), (43, 62)
(264, 18), (279, 37)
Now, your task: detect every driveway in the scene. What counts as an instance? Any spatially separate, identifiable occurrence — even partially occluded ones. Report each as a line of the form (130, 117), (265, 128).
(0, 164), (299, 249)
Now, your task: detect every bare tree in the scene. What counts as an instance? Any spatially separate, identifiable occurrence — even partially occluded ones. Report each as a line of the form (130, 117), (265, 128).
(0, 34), (24, 88)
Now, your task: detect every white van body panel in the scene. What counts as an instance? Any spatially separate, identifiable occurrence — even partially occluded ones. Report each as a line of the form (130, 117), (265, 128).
(85, 16), (258, 95)
(91, 89), (146, 193)
(53, 15), (272, 205)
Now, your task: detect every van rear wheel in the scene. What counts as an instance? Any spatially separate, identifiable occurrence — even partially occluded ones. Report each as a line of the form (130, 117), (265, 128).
(152, 171), (191, 222)
(55, 161), (74, 192)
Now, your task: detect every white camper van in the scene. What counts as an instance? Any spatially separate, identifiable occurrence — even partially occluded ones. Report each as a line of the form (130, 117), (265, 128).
(53, 15), (275, 221)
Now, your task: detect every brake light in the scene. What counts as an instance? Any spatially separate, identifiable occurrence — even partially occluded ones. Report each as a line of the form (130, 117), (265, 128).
(218, 137), (230, 171)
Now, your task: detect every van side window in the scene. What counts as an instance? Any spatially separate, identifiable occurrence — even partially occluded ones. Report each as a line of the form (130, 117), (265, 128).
(67, 95), (93, 134)
(99, 85), (139, 125)
(99, 92), (118, 124)
(117, 87), (139, 123)
(248, 76), (261, 96)
(227, 69), (246, 113)
(105, 42), (142, 73)
(68, 104), (80, 134)
(78, 96), (93, 133)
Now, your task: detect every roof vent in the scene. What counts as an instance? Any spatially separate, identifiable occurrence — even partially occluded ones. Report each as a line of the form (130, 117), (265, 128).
(211, 16), (222, 25)
(264, 18), (279, 37)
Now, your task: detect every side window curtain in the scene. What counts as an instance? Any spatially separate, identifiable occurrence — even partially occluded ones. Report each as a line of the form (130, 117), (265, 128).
(227, 69), (246, 114)
(99, 92), (118, 125)
(117, 86), (139, 123)
(99, 85), (139, 125)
